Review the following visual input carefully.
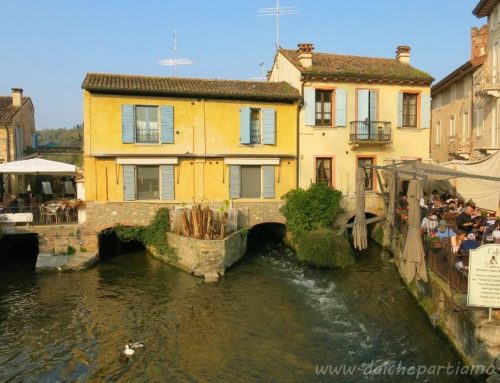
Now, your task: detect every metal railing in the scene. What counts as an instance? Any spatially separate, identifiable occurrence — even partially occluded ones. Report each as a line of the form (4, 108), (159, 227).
(135, 130), (159, 144)
(0, 205), (79, 226)
(349, 121), (391, 143)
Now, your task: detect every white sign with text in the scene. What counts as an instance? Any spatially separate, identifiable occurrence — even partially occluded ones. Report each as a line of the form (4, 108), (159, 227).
(467, 244), (500, 308)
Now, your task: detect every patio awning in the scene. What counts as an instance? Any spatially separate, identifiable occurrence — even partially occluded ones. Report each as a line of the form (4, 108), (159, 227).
(0, 158), (76, 176)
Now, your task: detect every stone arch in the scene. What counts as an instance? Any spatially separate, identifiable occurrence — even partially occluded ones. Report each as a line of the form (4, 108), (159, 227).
(97, 225), (144, 259)
(246, 222), (287, 250)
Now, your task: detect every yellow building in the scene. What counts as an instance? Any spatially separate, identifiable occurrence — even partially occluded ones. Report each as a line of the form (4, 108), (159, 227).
(82, 74), (299, 208)
(0, 88), (36, 195)
(269, 44), (434, 219)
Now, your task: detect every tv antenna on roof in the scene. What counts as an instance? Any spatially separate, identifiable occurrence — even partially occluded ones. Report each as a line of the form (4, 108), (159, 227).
(158, 30), (193, 77)
(258, 0), (298, 52)
(251, 62), (267, 81)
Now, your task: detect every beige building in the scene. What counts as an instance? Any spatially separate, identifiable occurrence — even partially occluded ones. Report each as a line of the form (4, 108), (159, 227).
(269, 43), (433, 219)
(431, 26), (488, 162)
(472, 0), (500, 158)
(0, 88), (35, 194)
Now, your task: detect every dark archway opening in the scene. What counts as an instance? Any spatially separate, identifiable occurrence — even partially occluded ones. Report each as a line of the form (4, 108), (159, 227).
(0, 233), (38, 272)
(246, 223), (287, 252)
(346, 212), (379, 237)
(98, 228), (145, 260)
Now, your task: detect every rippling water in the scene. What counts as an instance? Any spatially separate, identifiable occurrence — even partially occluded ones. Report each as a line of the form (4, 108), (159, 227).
(0, 243), (474, 382)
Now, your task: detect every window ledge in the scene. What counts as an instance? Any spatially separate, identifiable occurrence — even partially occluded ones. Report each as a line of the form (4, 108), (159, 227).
(311, 126), (345, 130)
(238, 144), (272, 147)
(133, 143), (163, 147)
(397, 127), (422, 131)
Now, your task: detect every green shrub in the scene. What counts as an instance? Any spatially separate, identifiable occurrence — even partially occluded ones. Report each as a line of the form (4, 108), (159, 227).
(297, 228), (355, 268)
(114, 208), (177, 262)
(280, 183), (343, 238)
(67, 245), (76, 255)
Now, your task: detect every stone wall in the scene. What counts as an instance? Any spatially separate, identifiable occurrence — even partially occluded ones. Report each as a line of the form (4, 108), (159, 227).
(83, 201), (287, 233)
(163, 230), (247, 281)
(27, 225), (97, 255)
(371, 220), (500, 370)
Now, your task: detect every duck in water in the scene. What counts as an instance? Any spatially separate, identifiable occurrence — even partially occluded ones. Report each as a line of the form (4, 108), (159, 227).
(123, 344), (135, 356)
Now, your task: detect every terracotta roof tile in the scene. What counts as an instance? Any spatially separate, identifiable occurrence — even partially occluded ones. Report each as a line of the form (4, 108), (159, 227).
(82, 73), (300, 101)
(280, 49), (434, 85)
(0, 96), (30, 122)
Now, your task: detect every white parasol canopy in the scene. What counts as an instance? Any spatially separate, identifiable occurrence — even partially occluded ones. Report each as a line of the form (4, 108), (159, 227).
(0, 158), (76, 176)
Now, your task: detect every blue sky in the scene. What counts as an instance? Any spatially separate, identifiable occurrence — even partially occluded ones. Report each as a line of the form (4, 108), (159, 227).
(0, 0), (484, 130)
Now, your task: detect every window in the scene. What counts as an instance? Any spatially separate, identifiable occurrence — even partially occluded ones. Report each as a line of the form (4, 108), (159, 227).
(250, 109), (262, 144)
(315, 90), (332, 126)
(136, 165), (159, 200)
(357, 157), (375, 191)
(402, 93), (417, 127)
(315, 158), (332, 186)
(475, 107), (484, 137)
(135, 106), (159, 143)
(240, 107), (275, 145)
(464, 78), (470, 96)
(462, 111), (469, 144)
(241, 166), (261, 198)
(123, 164), (174, 201)
(436, 121), (442, 145)
(229, 165), (275, 199)
(449, 116), (455, 137)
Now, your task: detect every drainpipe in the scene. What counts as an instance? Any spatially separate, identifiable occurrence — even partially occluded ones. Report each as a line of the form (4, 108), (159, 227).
(298, 80), (305, 188)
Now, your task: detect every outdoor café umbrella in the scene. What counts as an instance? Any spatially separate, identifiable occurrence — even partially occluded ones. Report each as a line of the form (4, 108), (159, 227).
(352, 167), (368, 250)
(402, 179), (428, 282)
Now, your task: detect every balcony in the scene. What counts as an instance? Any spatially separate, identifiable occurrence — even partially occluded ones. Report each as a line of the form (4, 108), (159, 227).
(349, 121), (391, 144)
(480, 68), (500, 97)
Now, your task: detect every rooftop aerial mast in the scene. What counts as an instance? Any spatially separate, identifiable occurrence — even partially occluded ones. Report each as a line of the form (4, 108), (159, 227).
(158, 30), (193, 77)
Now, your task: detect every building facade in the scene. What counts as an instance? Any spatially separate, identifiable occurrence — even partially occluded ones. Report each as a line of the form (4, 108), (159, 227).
(431, 26), (487, 162)
(269, 44), (433, 218)
(82, 74), (300, 225)
(0, 88), (36, 194)
(473, 0), (500, 158)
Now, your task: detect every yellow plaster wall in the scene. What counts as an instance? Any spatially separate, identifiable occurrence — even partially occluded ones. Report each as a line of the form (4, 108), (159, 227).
(83, 91), (298, 203)
(297, 80), (431, 197)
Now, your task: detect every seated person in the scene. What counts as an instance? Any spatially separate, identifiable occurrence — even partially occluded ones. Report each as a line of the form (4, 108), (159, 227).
(436, 219), (458, 248)
(456, 205), (474, 233)
(421, 212), (435, 234)
(431, 197), (442, 210)
(456, 201), (465, 213)
(455, 230), (466, 253)
(458, 232), (480, 252)
(447, 200), (458, 213)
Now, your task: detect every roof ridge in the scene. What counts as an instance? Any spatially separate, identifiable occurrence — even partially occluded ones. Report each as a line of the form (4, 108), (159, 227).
(280, 48), (397, 62)
(84, 72), (288, 86)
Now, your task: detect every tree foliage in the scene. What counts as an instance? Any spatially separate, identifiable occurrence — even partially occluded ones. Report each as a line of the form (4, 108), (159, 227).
(280, 183), (343, 238)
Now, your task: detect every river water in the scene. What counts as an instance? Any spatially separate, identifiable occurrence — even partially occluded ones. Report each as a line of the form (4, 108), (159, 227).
(0, 242), (474, 382)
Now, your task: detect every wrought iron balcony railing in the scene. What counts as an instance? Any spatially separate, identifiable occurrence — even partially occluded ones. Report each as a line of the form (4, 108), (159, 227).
(349, 121), (391, 143)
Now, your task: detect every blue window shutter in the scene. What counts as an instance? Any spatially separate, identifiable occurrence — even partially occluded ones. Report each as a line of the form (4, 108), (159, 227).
(229, 165), (241, 199)
(335, 88), (347, 127)
(369, 91), (377, 120)
(262, 108), (276, 144)
(420, 93), (431, 129)
(161, 165), (175, 200)
(262, 166), (275, 199)
(304, 87), (316, 126)
(123, 165), (136, 201)
(357, 90), (369, 121)
(122, 105), (134, 143)
(240, 107), (251, 144)
(161, 105), (174, 143)
(397, 92), (403, 127)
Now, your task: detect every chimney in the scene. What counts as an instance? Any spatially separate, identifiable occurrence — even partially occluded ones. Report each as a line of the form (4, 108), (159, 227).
(471, 25), (488, 65)
(396, 45), (411, 64)
(11, 88), (23, 107)
(297, 43), (314, 68)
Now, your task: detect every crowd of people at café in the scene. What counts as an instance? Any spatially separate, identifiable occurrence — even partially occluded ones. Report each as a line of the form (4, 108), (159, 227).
(407, 189), (500, 250)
